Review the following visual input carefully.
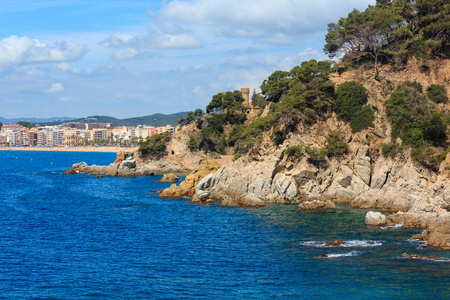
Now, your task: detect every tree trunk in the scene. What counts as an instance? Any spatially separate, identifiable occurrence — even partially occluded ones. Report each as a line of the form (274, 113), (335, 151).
(374, 53), (380, 81)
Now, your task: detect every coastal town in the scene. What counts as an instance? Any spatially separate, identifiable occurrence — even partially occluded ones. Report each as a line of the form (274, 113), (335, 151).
(0, 122), (178, 147)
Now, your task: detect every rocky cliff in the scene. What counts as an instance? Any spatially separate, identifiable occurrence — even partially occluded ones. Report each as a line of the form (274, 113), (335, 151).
(182, 59), (450, 250)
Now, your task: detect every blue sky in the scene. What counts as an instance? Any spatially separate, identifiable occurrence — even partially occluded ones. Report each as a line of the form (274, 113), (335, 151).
(0, 0), (374, 119)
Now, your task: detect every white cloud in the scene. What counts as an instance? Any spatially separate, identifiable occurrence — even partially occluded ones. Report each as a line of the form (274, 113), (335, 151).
(0, 35), (87, 69)
(277, 48), (328, 70)
(103, 30), (202, 50)
(106, 33), (135, 47)
(228, 54), (252, 67)
(192, 86), (202, 95)
(159, 0), (374, 43)
(0, 36), (35, 67)
(56, 62), (92, 74)
(43, 82), (64, 93)
(112, 48), (139, 61)
(59, 96), (71, 102)
(56, 62), (71, 71)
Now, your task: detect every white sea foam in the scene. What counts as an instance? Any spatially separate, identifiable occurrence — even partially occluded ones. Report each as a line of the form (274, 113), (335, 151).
(326, 251), (361, 258)
(381, 224), (403, 230)
(400, 255), (450, 263)
(406, 239), (428, 249)
(301, 240), (382, 248)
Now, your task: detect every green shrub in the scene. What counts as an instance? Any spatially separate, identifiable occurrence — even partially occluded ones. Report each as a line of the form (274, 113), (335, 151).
(422, 112), (447, 145)
(386, 81), (447, 146)
(335, 81), (374, 132)
(325, 132), (348, 156)
(382, 142), (399, 159)
(427, 84), (448, 104)
(138, 132), (171, 157)
(349, 106), (375, 133)
(285, 145), (303, 159)
(305, 147), (327, 163)
(188, 135), (198, 150)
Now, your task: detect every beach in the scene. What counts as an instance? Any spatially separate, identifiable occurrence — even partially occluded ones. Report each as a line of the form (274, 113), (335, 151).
(0, 146), (138, 153)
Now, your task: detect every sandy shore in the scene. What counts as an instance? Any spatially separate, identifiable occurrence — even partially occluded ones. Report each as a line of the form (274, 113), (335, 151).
(0, 146), (138, 153)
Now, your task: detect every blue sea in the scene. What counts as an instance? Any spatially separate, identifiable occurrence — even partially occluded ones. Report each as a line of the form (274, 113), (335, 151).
(0, 151), (449, 299)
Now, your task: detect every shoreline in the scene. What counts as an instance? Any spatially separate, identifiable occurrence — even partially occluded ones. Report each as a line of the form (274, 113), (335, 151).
(0, 146), (138, 153)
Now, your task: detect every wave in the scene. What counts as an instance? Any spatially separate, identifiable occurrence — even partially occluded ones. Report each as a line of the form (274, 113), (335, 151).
(380, 224), (403, 230)
(326, 251), (361, 258)
(400, 255), (450, 263)
(406, 239), (427, 249)
(301, 240), (383, 248)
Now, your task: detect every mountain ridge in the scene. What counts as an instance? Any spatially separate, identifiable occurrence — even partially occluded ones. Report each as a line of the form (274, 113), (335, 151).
(0, 112), (189, 127)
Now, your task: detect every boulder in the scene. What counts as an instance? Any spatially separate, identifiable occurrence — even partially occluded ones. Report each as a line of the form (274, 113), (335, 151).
(238, 193), (266, 207)
(159, 173), (179, 183)
(420, 221), (450, 250)
(298, 200), (336, 210)
(192, 190), (211, 203)
(365, 211), (386, 226)
(325, 239), (346, 246)
(119, 158), (136, 170)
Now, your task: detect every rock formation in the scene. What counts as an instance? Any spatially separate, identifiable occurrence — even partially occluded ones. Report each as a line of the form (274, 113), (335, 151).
(64, 151), (154, 177)
(159, 173), (179, 183)
(159, 160), (222, 198)
(325, 240), (346, 247)
(299, 200), (336, 210)
(365, 211), (387, 226)
(416, 222), (450, 250)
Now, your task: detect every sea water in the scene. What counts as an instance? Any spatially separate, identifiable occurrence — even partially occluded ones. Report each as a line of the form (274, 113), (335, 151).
(0, 151), (449, 299)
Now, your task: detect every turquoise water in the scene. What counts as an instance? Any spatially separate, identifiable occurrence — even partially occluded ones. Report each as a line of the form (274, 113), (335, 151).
(0, 151), (449, 299)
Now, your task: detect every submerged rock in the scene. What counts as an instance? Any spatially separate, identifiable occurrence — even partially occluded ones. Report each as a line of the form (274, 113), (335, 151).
(298, 200), (336, 210)
(402, 253), (447, 260)
(325, 240), (346, 247)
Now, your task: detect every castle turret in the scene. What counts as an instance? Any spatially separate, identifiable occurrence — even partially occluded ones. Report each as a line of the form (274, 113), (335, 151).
(241, 88), (250, 107)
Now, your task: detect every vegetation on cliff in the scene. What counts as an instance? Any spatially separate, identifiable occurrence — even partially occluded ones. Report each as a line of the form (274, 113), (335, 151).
(139, 0), (449, 173)
(324, 0), (450, 79)
(384, 81), (448, 169)
(138, 131), (171, 158)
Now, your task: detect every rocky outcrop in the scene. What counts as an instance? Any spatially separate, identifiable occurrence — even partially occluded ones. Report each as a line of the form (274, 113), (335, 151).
(221, 193), (266, 207)
(416, 221), (450, 250)
(325, 240), (346, 246)
(298, 200), (336, 210)
(159, 160), (222, 198)
(159, 173), (179, 183)
(402, 253), (449, 261)
(153, 59), (450, 249)
(64, 151), (155, 177)
(365, 211), (386, 226)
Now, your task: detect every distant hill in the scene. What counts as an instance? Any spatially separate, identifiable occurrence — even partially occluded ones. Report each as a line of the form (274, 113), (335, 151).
(0, 117), (74, 124)
(71, 112), (189, 127)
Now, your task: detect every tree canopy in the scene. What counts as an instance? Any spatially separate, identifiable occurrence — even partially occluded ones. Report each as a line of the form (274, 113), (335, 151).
(324, 0), (450, 78)
(178, 109), (204, 126)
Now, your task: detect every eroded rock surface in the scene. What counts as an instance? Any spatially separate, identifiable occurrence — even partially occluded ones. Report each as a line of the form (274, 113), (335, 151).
(159, 160), (222, 198)
(298, 200), (336, 210)
(365, 211), (386, 226)
(64, 151), (155, 177)
(159, 173), (179, 183)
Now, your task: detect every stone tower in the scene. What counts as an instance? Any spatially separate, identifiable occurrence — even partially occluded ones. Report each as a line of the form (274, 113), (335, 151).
(241, 88), (250, 107)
